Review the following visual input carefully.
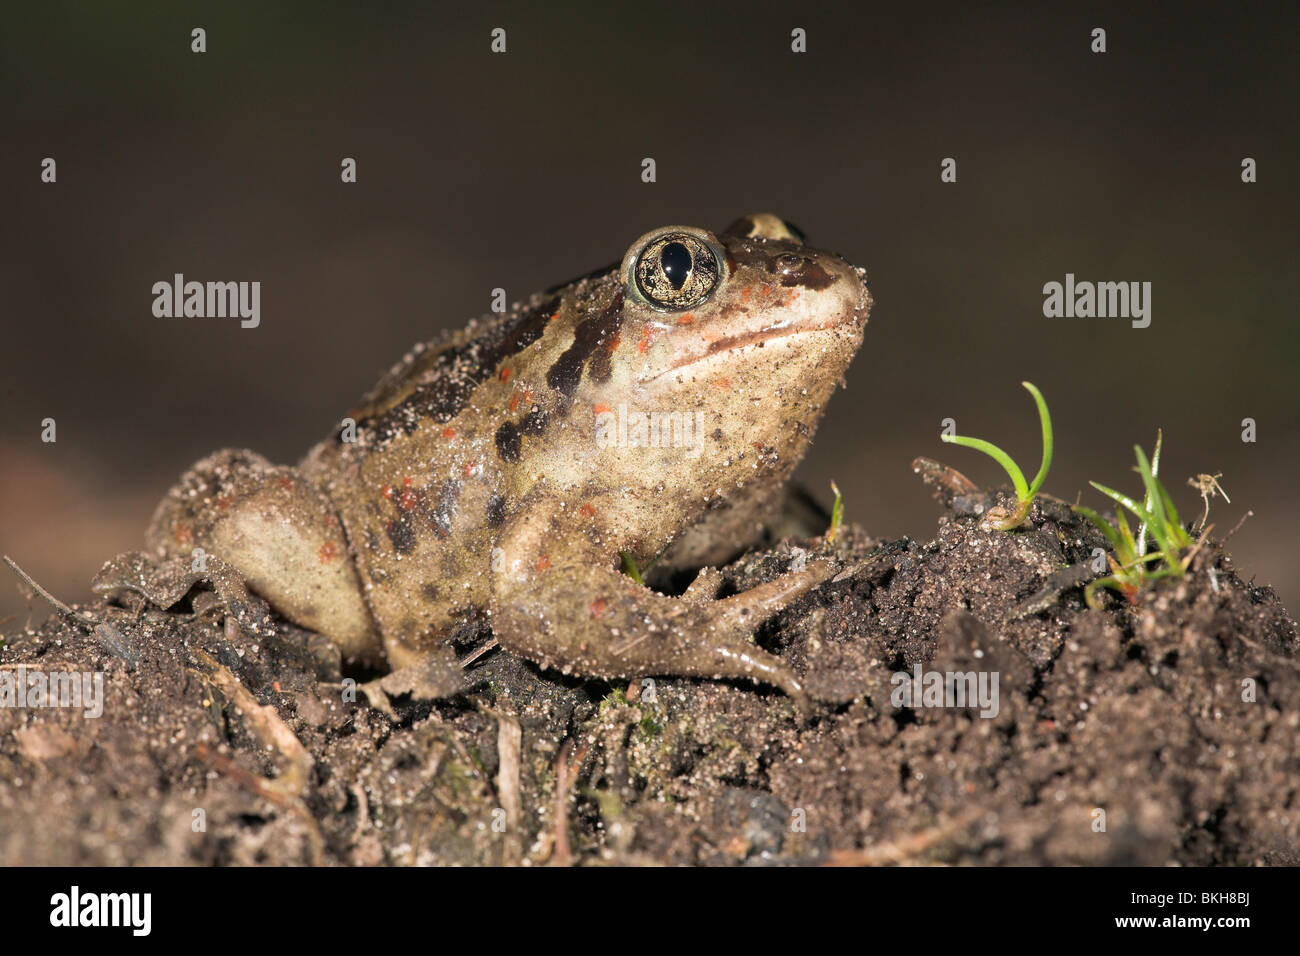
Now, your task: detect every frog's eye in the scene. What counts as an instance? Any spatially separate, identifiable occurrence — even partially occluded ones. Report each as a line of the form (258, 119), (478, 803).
(633, 233), (721, 310)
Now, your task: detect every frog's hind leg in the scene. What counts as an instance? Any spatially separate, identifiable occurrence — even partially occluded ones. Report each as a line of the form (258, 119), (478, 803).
(490, 498), (835, 704)
(146, 448), (383, 666)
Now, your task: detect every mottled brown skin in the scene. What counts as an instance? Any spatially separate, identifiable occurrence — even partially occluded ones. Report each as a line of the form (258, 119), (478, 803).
(148, 215), (872, 699)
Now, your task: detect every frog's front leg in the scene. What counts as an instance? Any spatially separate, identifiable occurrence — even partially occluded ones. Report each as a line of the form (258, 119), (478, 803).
(489, 497), (832, 700)
(146, 449), (383, 666)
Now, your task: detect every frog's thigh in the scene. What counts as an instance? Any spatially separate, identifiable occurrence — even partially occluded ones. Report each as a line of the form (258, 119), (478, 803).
(147, 449), (383, 665)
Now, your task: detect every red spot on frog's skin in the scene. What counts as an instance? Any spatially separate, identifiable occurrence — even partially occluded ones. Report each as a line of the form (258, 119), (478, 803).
(593, 403), (611, 416)
(499, 367), (512, 383)
(381, 484), (393, 500)
(589, 597), (607, 618)
(786, 288), (801, 305)
(509, 387), (534, 414)
(677, 312), (695, 325)
(462, 461), (480, 478)
(173, 524), (192, 546)
(579, 503), (597, 518)
(215, 495), (232, 511)
(637, 327), (655, 353)
(536, 556), (551, 572)
(396, 476), (419, 511)
(606, 333), (621, 352)
(712, 376), (733, 390)
(759, 284), (773, 297)
(740, 287), (753, 304)
(442, 427), (457, 439)
(277, 476), (295, 490)
(318, 540), (339, 564)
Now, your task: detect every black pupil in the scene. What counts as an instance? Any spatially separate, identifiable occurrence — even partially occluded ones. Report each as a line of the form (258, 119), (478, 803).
(660, 242), (692, 289)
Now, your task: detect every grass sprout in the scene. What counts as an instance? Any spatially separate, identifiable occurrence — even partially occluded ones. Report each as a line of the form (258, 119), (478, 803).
(940, 381), (1053, 530)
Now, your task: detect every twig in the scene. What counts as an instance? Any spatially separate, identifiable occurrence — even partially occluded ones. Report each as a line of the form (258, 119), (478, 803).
(195, 743), (323, 865)
(1222, 510), (1253, 545)
(551, 738), (589, 866)
(495, 714), (523, 863)
(3, 555), (97, 626)
(189, 650), (313, 801)
(824, 806), (985, 866)
(553, 739), (574, 867)
(910, 457), (979, 504)
(4, 555), (137, 669)
(458, 636), (499, 669)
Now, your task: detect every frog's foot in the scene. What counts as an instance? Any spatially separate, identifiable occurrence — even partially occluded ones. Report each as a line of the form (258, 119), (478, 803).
(628, 561), (836, 700)
(491, 538), (835, 704)
(146, 448), (383, 666)
(680, 560), (833, 608)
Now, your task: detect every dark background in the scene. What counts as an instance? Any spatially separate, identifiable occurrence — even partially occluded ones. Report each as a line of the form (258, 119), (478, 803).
(2, 2), (1296, 626)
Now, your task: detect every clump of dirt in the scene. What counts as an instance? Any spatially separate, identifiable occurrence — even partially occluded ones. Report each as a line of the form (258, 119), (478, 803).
(1, 486), (1295, 866)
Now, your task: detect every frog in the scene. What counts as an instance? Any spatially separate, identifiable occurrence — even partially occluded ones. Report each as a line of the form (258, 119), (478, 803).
(147, 214), (872, 703)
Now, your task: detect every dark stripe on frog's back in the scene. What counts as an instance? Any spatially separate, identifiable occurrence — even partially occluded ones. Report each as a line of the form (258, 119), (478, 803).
(495, 285), (625, 463)
(545, 290), (625, 397)
(346, 294), (560, 444)
(494, 403), (550, 464)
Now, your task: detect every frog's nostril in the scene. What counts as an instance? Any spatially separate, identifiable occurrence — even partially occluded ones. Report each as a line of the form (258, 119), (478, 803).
(770, 254), (808, 277)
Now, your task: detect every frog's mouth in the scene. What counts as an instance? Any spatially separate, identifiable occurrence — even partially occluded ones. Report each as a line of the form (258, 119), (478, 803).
(638, 311), (862, 384)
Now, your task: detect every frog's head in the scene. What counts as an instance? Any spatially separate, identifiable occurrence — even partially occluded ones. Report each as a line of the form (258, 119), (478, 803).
(621, 213), (869, 395)
(584, 214), (872, 489)
(502, 214), (869, 530)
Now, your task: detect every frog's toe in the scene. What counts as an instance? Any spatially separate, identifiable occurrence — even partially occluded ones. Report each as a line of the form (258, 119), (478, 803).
(720, 643), (808, 708)
(602, 605), (808, 703)
(709, 560), (836, 629)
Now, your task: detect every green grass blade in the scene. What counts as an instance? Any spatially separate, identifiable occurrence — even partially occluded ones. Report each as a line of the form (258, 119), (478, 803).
(1021, 382), (1053, 498)
(1089, 481), (1156, 527)
(1137, 430), (1162, 556)
(1115, 507), (1137, 560)
(1156, 481), (1192, 549)
(621, 551), (645, 586)
(941, 435), (1030, 501)
(1133, 444), (1167, 551)
(1117, 551), (1170, 570)
(828, 480), (844, 542)
(1074, 505), (1124, 553)
(1133, 445), (1181, 570)
(1085, 576), (1124, 610)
